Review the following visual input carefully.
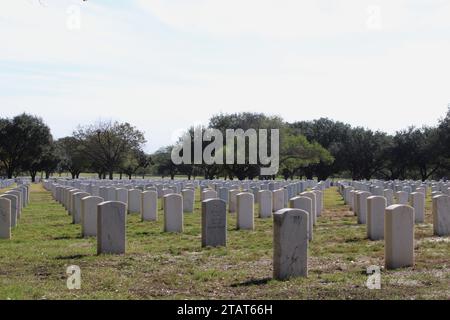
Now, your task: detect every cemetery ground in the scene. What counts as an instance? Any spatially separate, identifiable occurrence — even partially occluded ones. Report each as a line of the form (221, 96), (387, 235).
(0, 184), (449, 300)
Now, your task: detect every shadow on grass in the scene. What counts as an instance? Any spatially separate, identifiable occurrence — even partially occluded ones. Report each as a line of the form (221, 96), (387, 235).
(55, 254), (90, 260)
(344, 237), (366, 243)
(231, 277), (272, 287)
(52, 235), (84, 240)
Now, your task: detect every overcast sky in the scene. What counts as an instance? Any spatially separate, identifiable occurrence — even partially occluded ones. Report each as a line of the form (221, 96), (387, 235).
(1, 0), (449, 152)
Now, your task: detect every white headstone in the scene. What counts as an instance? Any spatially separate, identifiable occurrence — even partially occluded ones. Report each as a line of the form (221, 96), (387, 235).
(5, 190), (22, 219)
(106, 187), (116, 201)
(236, 192), (254, 230)
(0, 198), (11, 239)
(97, 201), (126, 254)
(116, 188), (129, 207)
(300, 192), (317, 225)
(182, 189), (195, 213)
(367, 196), (386, 240)
(396, 191), (409, 205)
(73, 192), (90, 224)
(258, 190), (273, 219)
(228, 189), (240, 213)
(273, 208), (308, 280)
(357, 191), (371, 224)
(202, 199), (227, 247)
(272, 189), (285, 212)
(289, 196), (313, 241)
(385, 204), (414, 270)
(432, 195), (450, 236)
(202, 189), (218, 201)
(81, 196), (104, 237)
(410, 192), (425, 223)
(384, 189), (394, 207)
(141, 190), (158, 221)
(128, 189), (141, 213)
(0, 194), (18, 227)
(164, 194), (183, 233)
(312, 190), (323, 217)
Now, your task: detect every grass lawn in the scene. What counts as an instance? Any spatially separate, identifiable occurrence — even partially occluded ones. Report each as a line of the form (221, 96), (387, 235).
(0, 184), (449, 300)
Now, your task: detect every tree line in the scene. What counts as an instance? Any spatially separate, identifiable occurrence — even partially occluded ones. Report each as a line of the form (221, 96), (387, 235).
(1, 108), (450, 181)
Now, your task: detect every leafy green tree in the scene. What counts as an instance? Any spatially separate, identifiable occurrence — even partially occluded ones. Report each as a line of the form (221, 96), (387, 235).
(0, 113), (52, 179)
(343, 128), (389, 180)
(74, 121), (146, 180)
(29, 142), (60, 180)
(152, 146), (178, 179)
(290, 118), (351, 180)
(56, 137), (89, 179)
(280, 133), (333, 180)
(435, 106), (450, 178)
(120, 148), (152, 179)
(209, 112), (284, 180)
(408, 126), (443, 180)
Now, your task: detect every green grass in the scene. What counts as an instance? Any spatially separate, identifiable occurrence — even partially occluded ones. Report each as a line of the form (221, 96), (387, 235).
(0, 184), (449, 300)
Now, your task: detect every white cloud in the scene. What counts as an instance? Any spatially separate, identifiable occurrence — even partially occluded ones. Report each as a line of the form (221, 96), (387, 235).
(0, 0), (144, 66)
(136, 0), (450, 38)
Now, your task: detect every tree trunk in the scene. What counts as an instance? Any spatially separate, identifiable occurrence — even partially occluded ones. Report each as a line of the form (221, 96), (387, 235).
(30, 171), (37, 183)
(109, 171), (114, 180)
(7, 167), (13, 179)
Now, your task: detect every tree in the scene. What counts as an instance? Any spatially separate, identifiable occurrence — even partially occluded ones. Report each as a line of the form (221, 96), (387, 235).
(74, 121), (146, 180)
(279, 133), (333, 180)
(120, 148), (152, 179)
(435, 106), (450, 178)
(209, 112), (285, 180)
(152, 146), (178, 179)
(29, 142), (60, 181)
(0, 113), (52, 179)
(56, 137), (89, 179)
(407, 127), (443, 181)
(343, 128), (389, 180)
(290, 118), (351, 180)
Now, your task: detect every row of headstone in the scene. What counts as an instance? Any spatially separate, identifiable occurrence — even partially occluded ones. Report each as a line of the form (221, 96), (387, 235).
(200, 193), (315, 280)
(0, 184), (30, 239)
(44, 178), (331, 281)
(46, 183), (126, 254)
(340, 185), (426, 225)
(340, 179), (430, 195)
(47, 181), (202, 253)
(44, 177), (330, 217)
(338, 180), (450, 269)
(340, 180), (450, 237)
(44, 177), (328, 201)
(0, 179), (15, 189)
